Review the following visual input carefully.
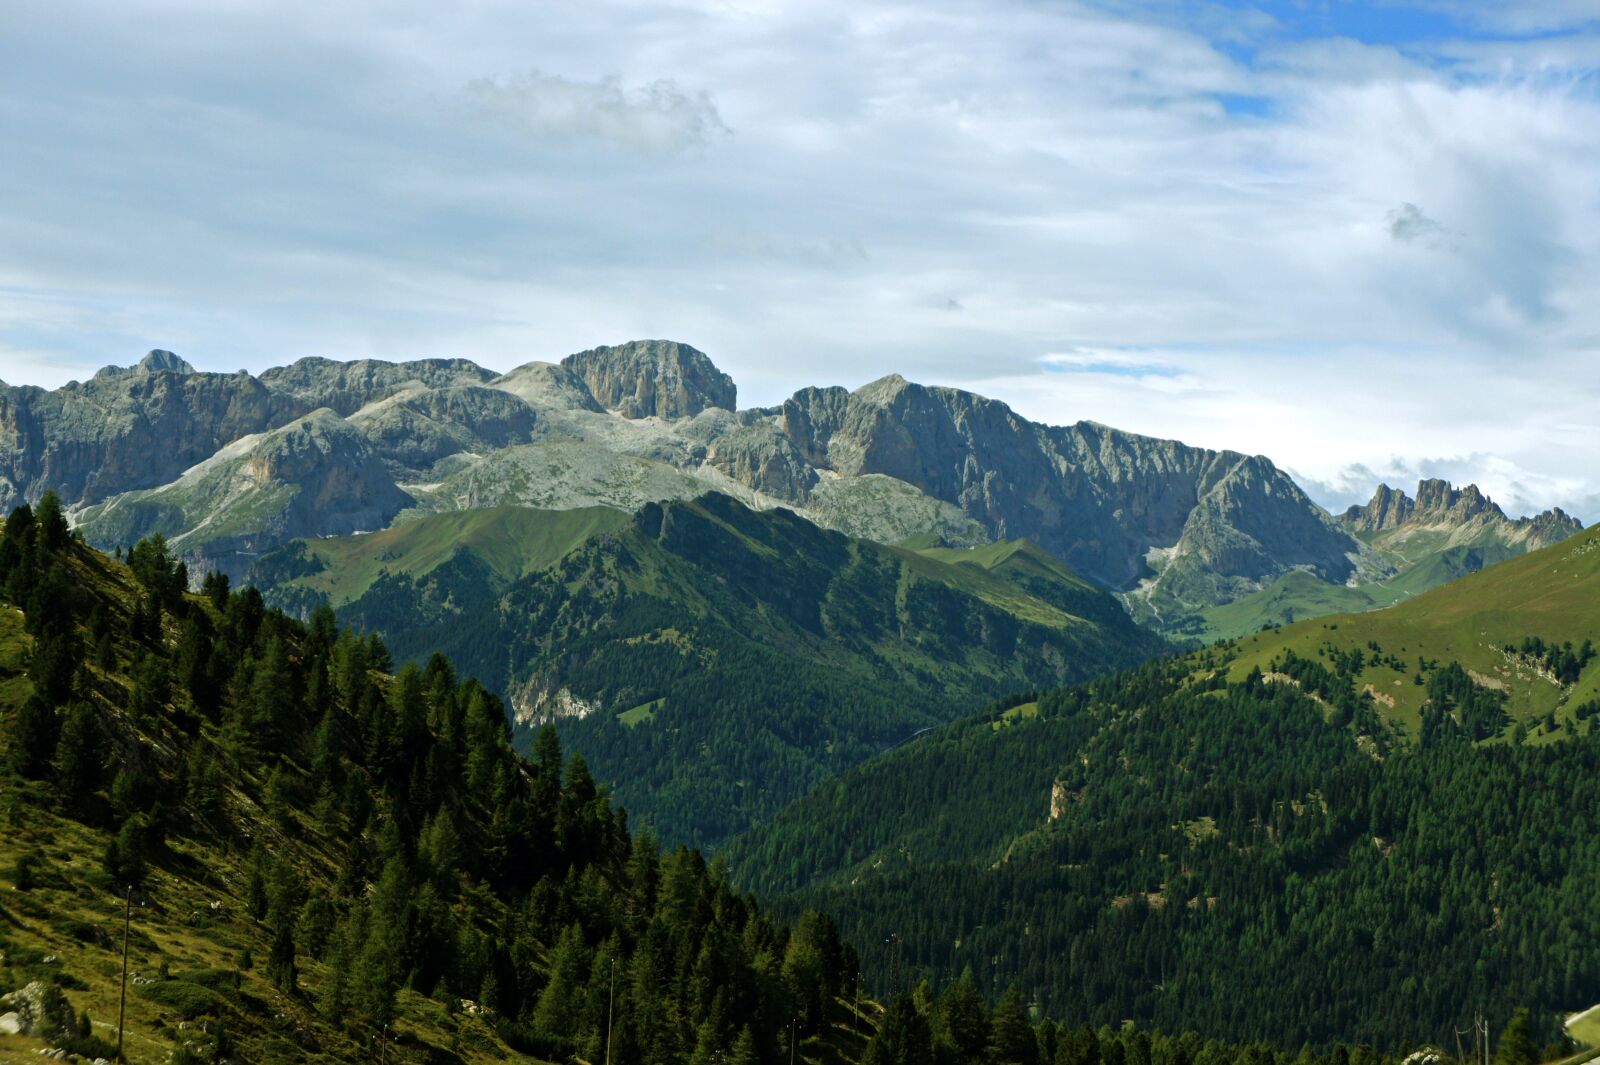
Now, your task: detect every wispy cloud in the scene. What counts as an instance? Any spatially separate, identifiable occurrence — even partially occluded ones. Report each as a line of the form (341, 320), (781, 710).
(464, 70), (729, 155)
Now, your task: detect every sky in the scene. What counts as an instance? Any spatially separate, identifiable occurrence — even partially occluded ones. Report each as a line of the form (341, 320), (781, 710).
(3, 0), (1599, 520)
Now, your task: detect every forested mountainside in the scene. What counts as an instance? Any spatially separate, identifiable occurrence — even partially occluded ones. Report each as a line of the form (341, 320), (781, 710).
(2, 342), (1406, 628)
(251, 493), (1164, 847)
(0, 501), (1485, 1065)
(0, 498), (870, 1064)
(726, 529), (1600, 1051)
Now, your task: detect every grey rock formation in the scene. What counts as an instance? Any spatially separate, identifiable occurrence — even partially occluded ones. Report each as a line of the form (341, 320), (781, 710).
(490, 361), (606, 414)
(75, 408), (412, 580)
(1340, 479), (1581, 548)
(0, 366), (308, 509)
(562, 340), (736, 419)
(259, 356), (494, 416)
(704, 422), (818, 504)
(0, 980), (76, 1040)
(350, 384), (538, 470)
(778, 374), (1357, 603)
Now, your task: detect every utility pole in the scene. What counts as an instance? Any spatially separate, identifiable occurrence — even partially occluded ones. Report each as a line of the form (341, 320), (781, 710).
(605, 959), (615, 1065)
(116, 885), (131, 1063)
(790, 1017), (797, 1065)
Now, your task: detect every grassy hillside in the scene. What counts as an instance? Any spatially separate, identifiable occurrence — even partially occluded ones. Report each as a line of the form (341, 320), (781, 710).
(252, 494), (1167, 848)
(256, 504), (631, 607)
(1223, 525), (1600, 737)
(726, 536), (1600, 1050)
(0, 500), (874, 1065)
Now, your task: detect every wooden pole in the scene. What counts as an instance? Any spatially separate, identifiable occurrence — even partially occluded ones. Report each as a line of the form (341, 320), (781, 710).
(605, 960), (615, 1065)
(116, 885), (131, 1063)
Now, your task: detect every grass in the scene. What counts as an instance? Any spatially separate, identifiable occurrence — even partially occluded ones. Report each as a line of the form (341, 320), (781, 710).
(1569, 1005), (1600, 1050)
(617, 697), (664, 727)
(276, 503), (631, 605)
(1221, 527), (1600, 737)
(992, 701), (1039, 730)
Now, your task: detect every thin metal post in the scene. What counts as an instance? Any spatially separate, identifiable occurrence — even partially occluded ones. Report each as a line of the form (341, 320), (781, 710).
(117, 885), (132, 1063)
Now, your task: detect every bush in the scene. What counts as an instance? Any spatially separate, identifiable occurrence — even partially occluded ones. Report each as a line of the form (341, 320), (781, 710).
(136, 979), (231, 1020)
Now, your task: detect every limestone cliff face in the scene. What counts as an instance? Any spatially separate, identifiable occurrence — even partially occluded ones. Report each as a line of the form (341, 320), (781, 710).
(258, 356), (495, 416)
(705, 423), (819, 504)
(1340, 479), (1582, 550)
(489, 361), (606, 414)
(562, 340), (736, 419)
(0, 355), (308, 509)
(76, 409), (413, 581)
(349, 384), (538, 469)
(777, 375), (1357, 598)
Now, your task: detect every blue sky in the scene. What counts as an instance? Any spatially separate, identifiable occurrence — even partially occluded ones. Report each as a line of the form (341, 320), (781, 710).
(2, 0), (1599, 519)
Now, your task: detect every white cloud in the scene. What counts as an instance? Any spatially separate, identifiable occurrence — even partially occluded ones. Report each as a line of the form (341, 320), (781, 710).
(464, 70), (729, 154)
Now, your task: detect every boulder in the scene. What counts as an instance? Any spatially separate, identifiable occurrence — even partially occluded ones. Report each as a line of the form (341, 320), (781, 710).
(0, 980), (76, 1039)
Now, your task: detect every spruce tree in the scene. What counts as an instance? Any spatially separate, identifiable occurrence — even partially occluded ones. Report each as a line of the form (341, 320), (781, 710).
(268, 921), (298, 992)
(863, 994), (934, 1065)
(10, 693), (60, 777)
(1495, 1009), (1537, 1065)
(35, 490), (69, 551)
(56, 702), (104, 808)
(989, 986), (1038, 1065)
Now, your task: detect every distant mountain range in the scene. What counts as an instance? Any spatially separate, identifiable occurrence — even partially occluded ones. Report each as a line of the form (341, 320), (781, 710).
(3, 341), (1579, 636)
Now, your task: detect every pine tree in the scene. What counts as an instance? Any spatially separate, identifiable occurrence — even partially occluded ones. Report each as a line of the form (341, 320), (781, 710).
(35, 490), (69, 551)
(934, 970), (990, 1065)
(988, 986), (1038, 1065)
(1495, 1009), (1537, 1065)
(534, 921), (593, 1043)
(56, 702), (104, 808)
(10, 694), (60, 777)
(863, 994), (934, 1065)
(268, 920), (298, 992)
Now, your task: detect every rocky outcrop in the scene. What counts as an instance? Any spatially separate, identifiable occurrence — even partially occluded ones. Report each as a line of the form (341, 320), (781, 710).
(1341, 480), (1582, 548)
(704, 423), (818, 504)
(778, 375), (1358, 600)
(350, 384), (538, 470)
(0, 980), (77, 1040)
(259, 356), (495, 416)
(0, 365), (308, 510)
(92, 348), (197, 379)
(490, 361), (606, 414)
(562, 340), (736, 419)
(76, 409), (413, 580)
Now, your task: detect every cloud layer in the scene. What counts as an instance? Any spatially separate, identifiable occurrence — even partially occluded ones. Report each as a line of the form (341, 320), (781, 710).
(1, 0), (1597, 519)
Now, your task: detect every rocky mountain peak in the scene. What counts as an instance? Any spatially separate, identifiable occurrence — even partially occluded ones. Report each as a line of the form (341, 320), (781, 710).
(1341, 483), (1415, 532)
(1341, 479), (1582, 543)
(1414, 478), (1500, 521)
(561, 340), (736, 419)
(92, 348), (197, 380)
(138, 349), (196, 375)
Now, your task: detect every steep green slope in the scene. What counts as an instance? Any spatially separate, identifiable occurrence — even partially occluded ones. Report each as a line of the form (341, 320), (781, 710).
(1224, 525), (1600, 737)
(253, 494), (1167, 847)
(726, 538), (1600, 1050)
(0, 502), (871, 1065)
(1159, 479), (1584, 643)
(254, 504), (632, 608)
(1189, 541), (1522, 641)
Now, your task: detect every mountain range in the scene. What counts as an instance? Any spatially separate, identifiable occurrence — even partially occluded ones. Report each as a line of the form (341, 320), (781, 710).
(6, 341), (1576, 638)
